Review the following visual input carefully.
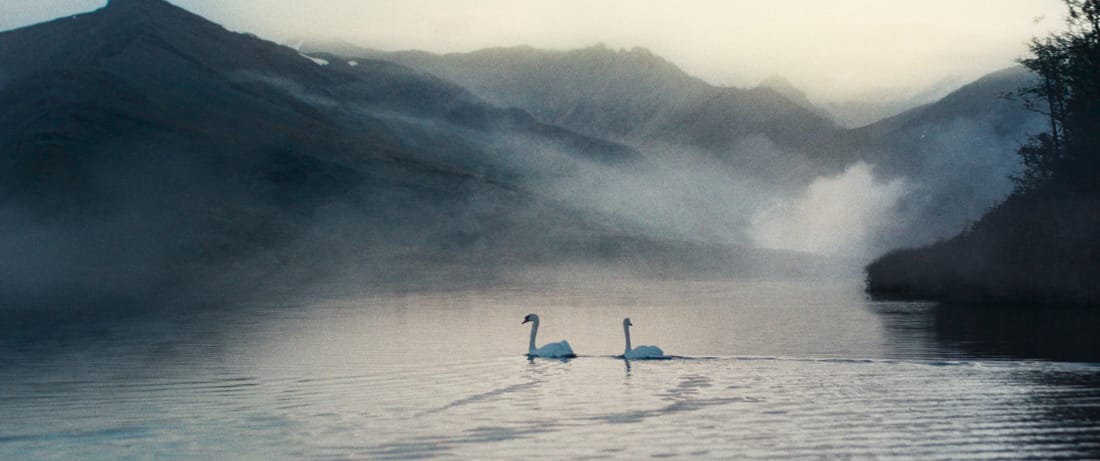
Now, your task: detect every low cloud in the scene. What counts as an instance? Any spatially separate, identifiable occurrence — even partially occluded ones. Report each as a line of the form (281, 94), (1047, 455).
(749, 161), (910, 258)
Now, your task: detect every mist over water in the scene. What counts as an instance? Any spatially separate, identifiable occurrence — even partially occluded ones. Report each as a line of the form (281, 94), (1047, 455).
(750, 162), (911, 258)
(535, 144), (768, 246)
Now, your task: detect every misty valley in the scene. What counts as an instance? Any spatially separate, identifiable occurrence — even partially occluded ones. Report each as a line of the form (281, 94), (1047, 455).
(2, 0), (1099, 459)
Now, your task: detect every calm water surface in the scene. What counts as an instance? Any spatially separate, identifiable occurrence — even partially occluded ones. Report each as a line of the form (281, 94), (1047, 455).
(2, 277), (1099, 459)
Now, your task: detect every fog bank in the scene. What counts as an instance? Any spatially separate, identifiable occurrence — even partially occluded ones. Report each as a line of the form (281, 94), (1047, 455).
(750, 162), (910, 258)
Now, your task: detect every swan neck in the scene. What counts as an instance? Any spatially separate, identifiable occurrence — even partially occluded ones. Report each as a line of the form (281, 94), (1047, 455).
(623, 323), (632, 355)
(528, 319), (539, 354)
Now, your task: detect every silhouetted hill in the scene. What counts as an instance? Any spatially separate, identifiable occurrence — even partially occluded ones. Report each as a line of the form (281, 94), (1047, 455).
(866, 190), (1100, 306)
(0, 0), (607, 306)
(0, 0), (827, 309)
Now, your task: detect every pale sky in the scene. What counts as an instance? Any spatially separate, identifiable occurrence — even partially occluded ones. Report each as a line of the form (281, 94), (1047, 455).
(1, 0), (1067, 102)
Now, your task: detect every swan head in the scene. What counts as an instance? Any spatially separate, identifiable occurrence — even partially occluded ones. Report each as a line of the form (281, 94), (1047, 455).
(522, 314), (539, 324)
(623, 317), (633, 327)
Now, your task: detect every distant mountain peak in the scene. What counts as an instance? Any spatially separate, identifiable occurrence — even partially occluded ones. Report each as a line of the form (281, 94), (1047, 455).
(759, 74), (797, 92)
(756, 74), (829, 120)
(579, 43), (656, 57)
(100, 0), (202, 23)
(107, 0), (168, 6)
(105, 0), (175, 11)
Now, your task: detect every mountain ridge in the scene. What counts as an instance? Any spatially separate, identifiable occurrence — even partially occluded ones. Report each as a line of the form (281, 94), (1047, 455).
(302, 41), (839, 148)
(756, 73), (833, 121)
(302, 40), (850, 192)
(0, 0), (832, 309)
(302, 38), (1044, 254)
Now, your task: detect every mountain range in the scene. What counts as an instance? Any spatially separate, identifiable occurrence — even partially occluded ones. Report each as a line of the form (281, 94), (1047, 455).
(305, 40), (1043, 252)
(0, 0), (1048, 310)
(303, 41), (847, 182)
(1, 0), (844, 309)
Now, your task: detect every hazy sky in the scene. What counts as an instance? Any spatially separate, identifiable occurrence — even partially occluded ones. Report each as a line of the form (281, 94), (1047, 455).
(2, 0), (1066, 102)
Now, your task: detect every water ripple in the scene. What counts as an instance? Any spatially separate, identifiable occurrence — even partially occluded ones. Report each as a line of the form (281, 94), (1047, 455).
(3, 280), (1100, 459)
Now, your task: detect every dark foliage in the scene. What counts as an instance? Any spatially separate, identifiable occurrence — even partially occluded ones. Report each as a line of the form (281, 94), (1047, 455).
(1011, 0), (1100, 193)
(866, 190), (1100, 305)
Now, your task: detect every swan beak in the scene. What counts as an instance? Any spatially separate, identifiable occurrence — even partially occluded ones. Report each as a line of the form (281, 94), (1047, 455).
(521, 319), (530, 324)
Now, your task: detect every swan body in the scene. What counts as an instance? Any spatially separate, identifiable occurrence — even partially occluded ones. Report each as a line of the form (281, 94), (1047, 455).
(523, 314), (576, 358)
(625, 345), (665, 359)
(622, 318), (666, 359)
(531, 341), (576, 358)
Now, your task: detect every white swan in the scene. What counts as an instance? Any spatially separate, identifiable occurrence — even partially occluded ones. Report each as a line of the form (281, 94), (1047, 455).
(522, 314), (575, 358)
(622, 317), (665, 359)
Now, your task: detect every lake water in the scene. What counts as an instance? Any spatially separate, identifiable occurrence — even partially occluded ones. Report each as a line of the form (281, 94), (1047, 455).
(2, 275), (1099, 459)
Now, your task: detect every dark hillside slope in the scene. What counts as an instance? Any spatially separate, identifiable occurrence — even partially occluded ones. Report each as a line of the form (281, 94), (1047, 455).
(0, 0), (627, 308)
(866, 190), (1100, 306)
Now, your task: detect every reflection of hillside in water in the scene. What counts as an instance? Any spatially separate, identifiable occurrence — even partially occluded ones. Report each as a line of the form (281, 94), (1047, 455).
(874, 301), (1100, 459)
(934, 304), (1100, 363)
(874, 301), (1100, 363)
